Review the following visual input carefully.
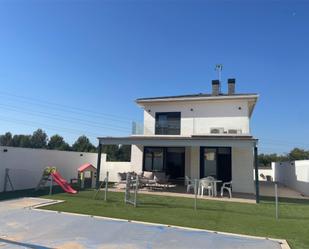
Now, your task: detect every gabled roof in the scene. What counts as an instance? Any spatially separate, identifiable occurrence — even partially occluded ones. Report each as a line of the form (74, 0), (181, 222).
(78, 163), (96, 172)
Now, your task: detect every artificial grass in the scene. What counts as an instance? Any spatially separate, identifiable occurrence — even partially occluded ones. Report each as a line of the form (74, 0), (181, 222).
(35, 190), (309, 249)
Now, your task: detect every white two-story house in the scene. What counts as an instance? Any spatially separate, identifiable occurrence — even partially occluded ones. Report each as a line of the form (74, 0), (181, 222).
(98, 79), (260, 200)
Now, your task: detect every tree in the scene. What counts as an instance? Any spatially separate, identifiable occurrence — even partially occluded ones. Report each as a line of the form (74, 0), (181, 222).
(258, 153), (276, 167)
(258, 153), (288, 166)
(31, 129), (48, 148)
(0, 132), (13, 146)
(19, 135), (32, 148)
(72, 135), (96, 152)
(48, 134), (70, 151)
(102, 145), (118, 161)
(102, 144), (131, 161)
(288, 148), (309, 161)
(12, 135), (32, 148)
(117, 145), (131, 161)
(258, 147), (309, 166)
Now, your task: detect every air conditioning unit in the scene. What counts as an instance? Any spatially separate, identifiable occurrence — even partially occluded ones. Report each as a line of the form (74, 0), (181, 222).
(210, 127), (224, 134)
(228, 129), (242, 134)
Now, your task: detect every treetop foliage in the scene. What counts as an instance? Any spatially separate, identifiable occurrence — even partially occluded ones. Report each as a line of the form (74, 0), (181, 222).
(0, 129), (96, 152)
(259, 148), (309, 167)
(2, 129), (306, 164)
(0, 129), (130, 161)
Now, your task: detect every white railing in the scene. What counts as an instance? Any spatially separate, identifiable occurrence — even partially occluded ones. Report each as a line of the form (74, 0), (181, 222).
(132, 121), (246, 136)
(131, 122), (153, 135)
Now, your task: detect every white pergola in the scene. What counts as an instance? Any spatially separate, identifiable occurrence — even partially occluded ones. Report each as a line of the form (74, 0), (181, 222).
(96, 135), (260, 203)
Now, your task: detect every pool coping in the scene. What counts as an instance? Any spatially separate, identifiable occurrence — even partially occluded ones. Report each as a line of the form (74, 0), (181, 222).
(32, 197), (291, 249)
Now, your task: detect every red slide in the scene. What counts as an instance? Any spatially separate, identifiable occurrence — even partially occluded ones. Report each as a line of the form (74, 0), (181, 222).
(51, 171), (77, 194)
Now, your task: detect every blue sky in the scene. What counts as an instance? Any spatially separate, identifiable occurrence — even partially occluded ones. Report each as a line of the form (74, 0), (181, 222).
(0, 0), (308, 154)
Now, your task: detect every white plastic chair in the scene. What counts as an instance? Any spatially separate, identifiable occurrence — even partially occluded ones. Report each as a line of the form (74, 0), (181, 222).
(204, 176), (215, 181)
(185, 176), (194, 193)
(220, 181), (232, 198)
(200, 179), (213, 197)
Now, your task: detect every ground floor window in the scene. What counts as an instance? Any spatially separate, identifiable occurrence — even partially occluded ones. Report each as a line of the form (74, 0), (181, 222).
(143, 147), (185, 179)
(144, 147), (164, 172)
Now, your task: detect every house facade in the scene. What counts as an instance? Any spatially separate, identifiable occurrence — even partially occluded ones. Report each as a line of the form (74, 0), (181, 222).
(98, 79), (259, 198)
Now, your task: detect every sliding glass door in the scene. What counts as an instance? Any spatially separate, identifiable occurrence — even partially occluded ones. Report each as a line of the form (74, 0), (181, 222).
(202, 148), (217, 178)
(200, 147), (231, 182)
(166, 148), (185, 179)
(144, 147), (164, 172)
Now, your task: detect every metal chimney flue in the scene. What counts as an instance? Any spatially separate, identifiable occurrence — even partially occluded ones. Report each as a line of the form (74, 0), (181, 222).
(212, 80), (220, 96)
(228, 78), (235, 95)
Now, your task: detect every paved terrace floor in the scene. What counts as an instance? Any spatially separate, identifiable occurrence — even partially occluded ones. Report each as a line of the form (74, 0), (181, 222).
(0, 198), (287, 249)
(260, 181), (309, 199)
(111, 181), (309, 204)
(110, 187), (257, 204)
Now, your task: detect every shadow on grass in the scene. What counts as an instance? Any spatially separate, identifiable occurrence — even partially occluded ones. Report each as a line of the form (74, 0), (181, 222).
(0, 187), (86, 201)
(261, 196), (309, 205)
(137, 201), (175, 208)
(0, 188), (50, 201)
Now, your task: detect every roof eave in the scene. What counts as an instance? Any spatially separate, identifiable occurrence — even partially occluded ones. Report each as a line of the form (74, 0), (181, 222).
(136, 94), (259, 106)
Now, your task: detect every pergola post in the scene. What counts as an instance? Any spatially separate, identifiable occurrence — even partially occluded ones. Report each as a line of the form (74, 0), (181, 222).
(254, 146), (260, 203)
(96, 142), (102, 189)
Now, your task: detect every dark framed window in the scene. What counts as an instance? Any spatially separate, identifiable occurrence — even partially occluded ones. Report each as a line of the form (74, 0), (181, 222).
(155, 112), (181, 135)
(143, 147), (165, 172)
(143, 147), (185, 179)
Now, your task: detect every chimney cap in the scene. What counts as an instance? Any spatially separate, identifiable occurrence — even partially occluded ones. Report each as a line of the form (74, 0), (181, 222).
(228, 78), (236, 84)
(212, 80), (220, 85)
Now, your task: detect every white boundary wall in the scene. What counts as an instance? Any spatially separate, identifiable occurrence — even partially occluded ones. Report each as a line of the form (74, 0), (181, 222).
(99, 154), (131, 183)
(273, 160), (309, 196)
(254, 167), (274, 181)
(0, 146), (132, 192)
(0, 146), (99, 192)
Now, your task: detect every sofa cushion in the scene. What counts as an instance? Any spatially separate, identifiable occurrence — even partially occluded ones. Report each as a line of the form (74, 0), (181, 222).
(118, 172), (127, 181)
(143, 171), (154, 180)
(154, 172), (166, 181)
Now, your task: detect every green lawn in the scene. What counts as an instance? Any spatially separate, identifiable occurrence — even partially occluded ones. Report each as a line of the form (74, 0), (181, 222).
(1, 189), (309, 249)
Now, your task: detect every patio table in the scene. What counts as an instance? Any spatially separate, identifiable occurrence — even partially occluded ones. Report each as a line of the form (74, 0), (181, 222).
(198, 178), (222, 197)
(211, 180), (222, 196)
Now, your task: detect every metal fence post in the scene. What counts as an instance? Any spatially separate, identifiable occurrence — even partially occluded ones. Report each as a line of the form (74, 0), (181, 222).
(104, 171), (109, 201)
(194, 179), (198, 210)
(49, 176), (53, 195)
(134, 176), (139, 207)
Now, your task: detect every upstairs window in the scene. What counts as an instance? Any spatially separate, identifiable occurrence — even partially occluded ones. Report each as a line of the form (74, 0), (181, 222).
(155, 112), (181, 135)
